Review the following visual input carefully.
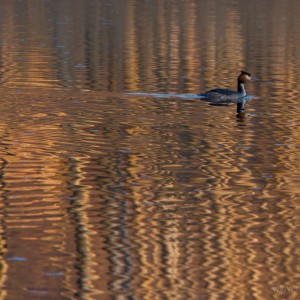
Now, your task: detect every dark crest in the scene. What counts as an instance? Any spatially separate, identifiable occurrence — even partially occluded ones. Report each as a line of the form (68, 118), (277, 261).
(240, 70), (251, 77)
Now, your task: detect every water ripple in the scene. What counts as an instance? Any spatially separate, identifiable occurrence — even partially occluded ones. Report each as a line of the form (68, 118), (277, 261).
(0, 0), (300, 298)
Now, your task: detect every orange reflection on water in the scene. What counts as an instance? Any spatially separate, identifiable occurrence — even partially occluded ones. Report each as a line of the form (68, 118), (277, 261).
(0, 0), (300, 299)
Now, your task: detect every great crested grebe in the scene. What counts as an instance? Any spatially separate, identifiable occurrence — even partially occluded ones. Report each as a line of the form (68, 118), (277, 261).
(198, 71), (252, 101)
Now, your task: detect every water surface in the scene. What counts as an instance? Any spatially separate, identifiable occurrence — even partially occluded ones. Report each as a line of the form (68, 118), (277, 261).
(0, 1), (300, 300)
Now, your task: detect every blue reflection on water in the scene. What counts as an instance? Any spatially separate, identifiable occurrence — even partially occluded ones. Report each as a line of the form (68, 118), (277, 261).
(126, 92), (255, 103)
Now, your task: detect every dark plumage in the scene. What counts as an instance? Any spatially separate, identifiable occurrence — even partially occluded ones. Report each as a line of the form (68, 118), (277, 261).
(198, 71), (252, 101)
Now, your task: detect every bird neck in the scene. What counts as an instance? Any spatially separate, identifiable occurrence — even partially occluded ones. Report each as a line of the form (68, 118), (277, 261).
(237, 81), (246, 96)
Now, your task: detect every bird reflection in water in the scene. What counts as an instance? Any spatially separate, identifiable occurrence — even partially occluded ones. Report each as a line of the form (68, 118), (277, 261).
(199, 96), (249, 121)
(236, 99), (247, 121)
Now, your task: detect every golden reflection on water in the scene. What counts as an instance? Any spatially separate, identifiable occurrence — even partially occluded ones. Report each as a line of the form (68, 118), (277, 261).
(0, 87), (300, 299)
(0, 0), (299, 94)
(0, 0), (300, 299)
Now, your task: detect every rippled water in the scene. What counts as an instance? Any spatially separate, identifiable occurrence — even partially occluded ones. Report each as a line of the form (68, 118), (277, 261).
(1, 1), (300, 300)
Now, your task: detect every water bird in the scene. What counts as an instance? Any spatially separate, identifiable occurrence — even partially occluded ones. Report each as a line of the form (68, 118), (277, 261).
(198, 71), (252, 102)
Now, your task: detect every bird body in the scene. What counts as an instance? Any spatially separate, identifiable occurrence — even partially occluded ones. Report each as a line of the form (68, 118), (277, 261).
(198, 71), (252, 102)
